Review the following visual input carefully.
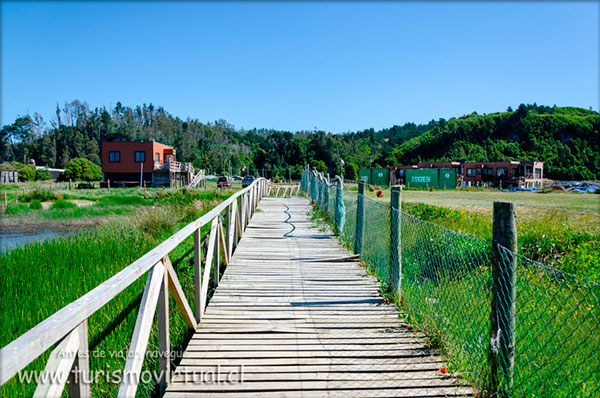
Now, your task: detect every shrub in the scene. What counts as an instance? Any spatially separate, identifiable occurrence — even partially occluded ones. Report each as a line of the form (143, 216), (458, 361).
(35, 168), (52, 181)
(29, 200), (42, 210)
(24, 188), (56, 202)
(62, 158), (102, 181)
(51, 199), (77, 209)
(18, 164), (37, 181)
(5, 204), (30, 214)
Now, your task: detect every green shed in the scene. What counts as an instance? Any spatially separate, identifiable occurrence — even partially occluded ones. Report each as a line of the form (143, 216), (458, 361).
(438, 168), (457, 189)
(371, 168), (390, 187)
(359, 169), (371, 184)
(406, 169), (438, 188)
(358, 168), (389, 186)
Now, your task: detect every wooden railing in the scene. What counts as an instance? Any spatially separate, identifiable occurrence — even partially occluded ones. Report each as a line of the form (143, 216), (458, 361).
(267, 184), (300, 197)
(0, 178), (268, 397)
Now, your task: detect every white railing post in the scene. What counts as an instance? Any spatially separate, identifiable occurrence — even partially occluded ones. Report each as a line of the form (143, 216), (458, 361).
(68, 320), (90, 398)
(158, 260), (170, 395)
(193, 228), (202, 323)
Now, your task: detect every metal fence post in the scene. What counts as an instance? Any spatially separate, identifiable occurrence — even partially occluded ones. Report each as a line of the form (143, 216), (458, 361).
(389, 185), (401, 293)
(335, 176), (345, 233)
(354, 181), (365, 255)
(489, 201), (517, 397)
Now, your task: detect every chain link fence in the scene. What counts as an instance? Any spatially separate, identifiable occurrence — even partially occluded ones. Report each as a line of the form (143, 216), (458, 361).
(301, 168), (600, 397)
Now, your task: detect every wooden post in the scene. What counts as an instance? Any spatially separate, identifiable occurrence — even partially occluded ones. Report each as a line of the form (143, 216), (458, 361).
(67, 320), (91, 398)
(108, 179), (111, 193)
(69, 179), (72, 190)
(225, 205), (231, 259)
(15, 190), (18, 204)
(489, 201), (517, 396)
(4, 192), (6, 207)
(157, 262), (170, 395)
(193, 229), (202, 323)
(214, 220), (220, 288)
(354, 181), (366, 255)
(389, 186), (401, 293)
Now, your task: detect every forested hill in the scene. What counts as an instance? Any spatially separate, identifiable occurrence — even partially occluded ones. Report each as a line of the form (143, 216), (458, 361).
(1, 101), (599, 180)
(387, 105), (600, 180)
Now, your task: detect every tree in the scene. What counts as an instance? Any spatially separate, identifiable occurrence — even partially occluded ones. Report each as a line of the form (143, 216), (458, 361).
(62, 158), (102, 181)
(345, 163), (359, 180)
(311, 160), (327, 173)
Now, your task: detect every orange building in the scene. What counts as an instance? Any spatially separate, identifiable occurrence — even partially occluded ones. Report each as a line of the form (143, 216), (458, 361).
(101, 141), (176, 184)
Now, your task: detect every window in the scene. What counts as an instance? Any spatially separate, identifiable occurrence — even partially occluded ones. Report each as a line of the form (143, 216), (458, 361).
(535, 168), (542, 178)
(135, 151), (146, 162)
(497, 167), (508, 177)
(483, 168), (493, 176)
(511, 168), (517, 177)
(466, 168), (477, 177)
(399, 169), (405, 177)
(155, 152), (160, 162)
(109, 151), (120, 162)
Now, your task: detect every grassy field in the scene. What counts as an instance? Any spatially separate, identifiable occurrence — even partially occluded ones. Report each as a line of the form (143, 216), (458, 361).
(339, 184), (600, 281)
(0, 185), (234, 397)
(0, 181), (241, 232)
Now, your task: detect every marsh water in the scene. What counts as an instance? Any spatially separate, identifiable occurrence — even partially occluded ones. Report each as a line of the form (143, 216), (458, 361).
(0, 230), (76, 253)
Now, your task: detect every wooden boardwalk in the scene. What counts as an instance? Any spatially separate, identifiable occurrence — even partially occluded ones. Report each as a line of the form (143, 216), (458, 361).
(165, 197), (471, 397)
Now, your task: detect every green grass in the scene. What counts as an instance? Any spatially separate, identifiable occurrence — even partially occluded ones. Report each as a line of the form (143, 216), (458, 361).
(0, 196), (227, 397)
(51, 199), (77, 209)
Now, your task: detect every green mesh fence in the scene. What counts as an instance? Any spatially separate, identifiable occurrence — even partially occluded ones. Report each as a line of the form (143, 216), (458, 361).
(300, 168), (600, 397)
(401, 211), (492, 391)
(495, 244), (600, 397)
(363, 195), (391, 282)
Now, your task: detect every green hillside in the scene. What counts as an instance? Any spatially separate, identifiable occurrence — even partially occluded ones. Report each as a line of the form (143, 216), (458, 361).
(387, 104), (600, 180)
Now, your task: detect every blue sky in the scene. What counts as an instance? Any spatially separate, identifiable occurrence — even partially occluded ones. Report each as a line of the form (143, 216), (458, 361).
(1, 1), (598, 133)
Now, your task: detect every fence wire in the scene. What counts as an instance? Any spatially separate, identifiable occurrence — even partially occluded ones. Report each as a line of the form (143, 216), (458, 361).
(301, 169), (600, 397)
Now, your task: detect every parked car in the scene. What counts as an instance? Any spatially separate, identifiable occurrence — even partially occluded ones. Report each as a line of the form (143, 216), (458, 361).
(217, 176), (232, 188)
(242, 175), (255, 188)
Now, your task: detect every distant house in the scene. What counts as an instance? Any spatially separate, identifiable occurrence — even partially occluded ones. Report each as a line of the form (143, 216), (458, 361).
(101, 141), (178, 186)
(462, 161), (543, 188)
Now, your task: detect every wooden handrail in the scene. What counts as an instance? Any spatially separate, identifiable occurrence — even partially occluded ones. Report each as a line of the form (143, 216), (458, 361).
(0, 178), (267, 396)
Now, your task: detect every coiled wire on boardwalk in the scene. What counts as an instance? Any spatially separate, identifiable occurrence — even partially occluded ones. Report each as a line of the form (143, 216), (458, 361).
(302, 168), (600, 397)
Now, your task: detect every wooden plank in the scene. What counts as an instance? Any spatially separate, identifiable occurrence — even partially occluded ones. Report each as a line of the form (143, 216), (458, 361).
(67, 320), (90, 398)
(218, 221), (229, 267)
(199, 218), (218, 318)
(227, 201), (236, 259)
(118, 262), (165, 398)
(158, 263), (170, 395)
(165, 387), (472, 398)
(193, 229), (202, 323)
(165, 256), (197, 330)
(33, 326), (80, 398)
